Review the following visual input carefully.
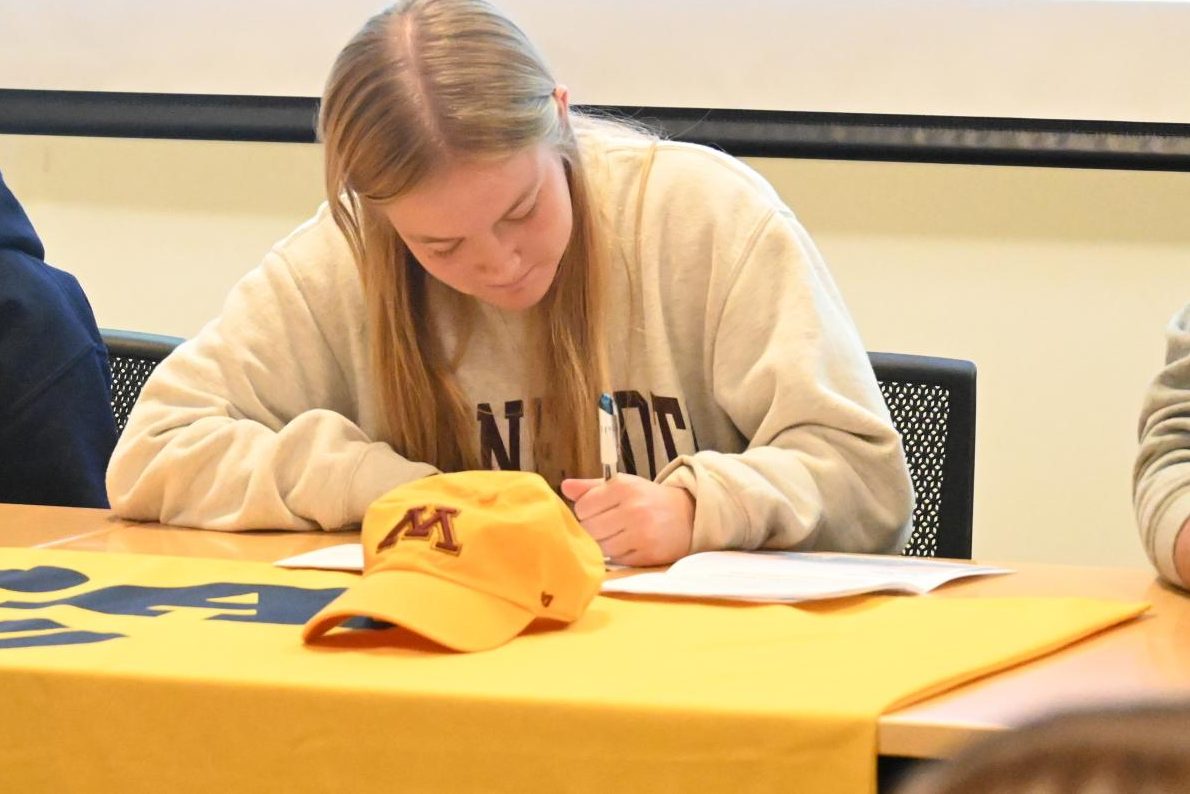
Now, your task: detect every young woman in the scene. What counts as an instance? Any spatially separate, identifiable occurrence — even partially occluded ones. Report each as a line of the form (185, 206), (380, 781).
(107, 0), (913, 566)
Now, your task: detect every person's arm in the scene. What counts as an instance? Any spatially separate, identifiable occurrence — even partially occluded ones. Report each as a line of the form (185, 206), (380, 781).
(106, 221), (437, 531)
(658, 207), (914, 556)
(0, 271), (117, 509)
(0, 339), (116, 508)
(1135, 304), (1190, 588)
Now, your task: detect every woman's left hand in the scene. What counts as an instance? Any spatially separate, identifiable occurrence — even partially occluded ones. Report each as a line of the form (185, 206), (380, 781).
(560, 473), (694, 567)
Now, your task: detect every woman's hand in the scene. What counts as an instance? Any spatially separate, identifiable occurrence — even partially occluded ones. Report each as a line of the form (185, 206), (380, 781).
(560, 474), (694, 567)
(1174, 516), (1190, 587)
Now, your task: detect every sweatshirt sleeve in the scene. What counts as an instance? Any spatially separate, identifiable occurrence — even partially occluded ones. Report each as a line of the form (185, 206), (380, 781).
(1134, 304), (1190, 588)
(106, 231), (438, 531)
(658, 205), (914, 555)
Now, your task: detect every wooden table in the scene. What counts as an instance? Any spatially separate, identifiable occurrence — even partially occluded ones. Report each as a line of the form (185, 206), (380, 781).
(881, 559), (1190, 758)
(6, 502), (1189, 762)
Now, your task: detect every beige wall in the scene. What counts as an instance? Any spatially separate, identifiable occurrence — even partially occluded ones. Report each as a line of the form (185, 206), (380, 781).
(2, 133), (1186, 568)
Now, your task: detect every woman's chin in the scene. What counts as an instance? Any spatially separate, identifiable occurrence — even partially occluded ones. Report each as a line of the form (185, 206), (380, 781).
(480, 288), (546, 312)
(478, 269), (553, 311)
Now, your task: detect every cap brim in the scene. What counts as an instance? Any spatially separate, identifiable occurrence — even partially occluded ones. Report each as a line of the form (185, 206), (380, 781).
(302, 569), (537, 652)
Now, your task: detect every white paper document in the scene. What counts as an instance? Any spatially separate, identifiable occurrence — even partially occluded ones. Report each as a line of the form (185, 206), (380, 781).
(600, 551), (1011, 603)
(275, 544), (364, 572)
(274, 543), (630, 573)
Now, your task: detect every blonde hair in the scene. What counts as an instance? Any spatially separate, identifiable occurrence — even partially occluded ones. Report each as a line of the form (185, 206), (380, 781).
(320, 0), (617, 485)
(898, 702), (1190, 794)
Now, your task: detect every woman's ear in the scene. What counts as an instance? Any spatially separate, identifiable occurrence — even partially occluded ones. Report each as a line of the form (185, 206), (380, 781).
(553, 85), (571, 120)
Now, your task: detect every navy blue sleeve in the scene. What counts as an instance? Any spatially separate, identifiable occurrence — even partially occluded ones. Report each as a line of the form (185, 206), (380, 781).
(0, 172), (118, 508)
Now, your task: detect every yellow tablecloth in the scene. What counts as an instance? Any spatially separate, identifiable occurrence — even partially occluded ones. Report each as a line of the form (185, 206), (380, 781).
(0, 547), (1146, 793)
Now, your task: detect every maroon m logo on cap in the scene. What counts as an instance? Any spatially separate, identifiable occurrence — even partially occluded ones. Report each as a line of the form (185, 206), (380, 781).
(376, 505), (463, 555)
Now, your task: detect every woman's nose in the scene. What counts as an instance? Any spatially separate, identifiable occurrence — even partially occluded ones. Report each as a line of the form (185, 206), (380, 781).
(475, 235), (521, 277)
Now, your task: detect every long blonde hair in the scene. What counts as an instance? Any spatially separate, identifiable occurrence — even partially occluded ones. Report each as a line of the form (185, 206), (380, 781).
(320, 0), (611, 485)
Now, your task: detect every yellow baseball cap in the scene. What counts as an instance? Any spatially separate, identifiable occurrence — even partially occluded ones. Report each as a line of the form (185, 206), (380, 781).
(302, 471), (605, 651)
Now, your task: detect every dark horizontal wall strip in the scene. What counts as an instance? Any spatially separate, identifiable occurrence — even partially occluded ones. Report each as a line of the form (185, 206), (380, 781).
(0, 90), (319, 143)
(613, 106), (1190, 172)
(3, 89), (1190, 171)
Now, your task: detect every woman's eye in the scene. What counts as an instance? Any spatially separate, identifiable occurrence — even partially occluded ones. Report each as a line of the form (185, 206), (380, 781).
(508, 202), (537, 222)
(430, 245), (459, 258)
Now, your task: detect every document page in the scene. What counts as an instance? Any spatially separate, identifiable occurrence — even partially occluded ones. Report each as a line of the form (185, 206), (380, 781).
(600, 551), (1011, 603)
(275, 544), (630, 573)
(275, 544), (363, 572)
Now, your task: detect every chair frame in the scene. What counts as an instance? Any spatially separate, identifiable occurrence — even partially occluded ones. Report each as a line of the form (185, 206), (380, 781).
(868, 351), (977, 559)
(100, 328), (185, 434)
(101, 329), (185, 362)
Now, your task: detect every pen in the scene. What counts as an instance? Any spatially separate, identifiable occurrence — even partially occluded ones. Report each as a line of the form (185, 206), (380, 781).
(598, 392), (619, 480)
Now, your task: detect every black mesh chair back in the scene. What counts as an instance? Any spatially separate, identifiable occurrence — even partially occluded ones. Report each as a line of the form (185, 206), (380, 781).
(869, 352), (977, 559)
(101, 329), (185, 435)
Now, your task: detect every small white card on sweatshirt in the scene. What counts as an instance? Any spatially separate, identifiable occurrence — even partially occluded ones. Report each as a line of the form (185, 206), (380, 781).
(600, 550), (1011, 603)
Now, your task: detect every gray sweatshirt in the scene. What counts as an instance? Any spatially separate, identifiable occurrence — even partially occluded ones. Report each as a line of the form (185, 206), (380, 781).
(106, 131), (914, 555)
(1135, 303), (1190, 587)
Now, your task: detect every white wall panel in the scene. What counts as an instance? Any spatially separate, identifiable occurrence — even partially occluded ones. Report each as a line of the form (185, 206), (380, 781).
(3, 1), (1189, 122)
